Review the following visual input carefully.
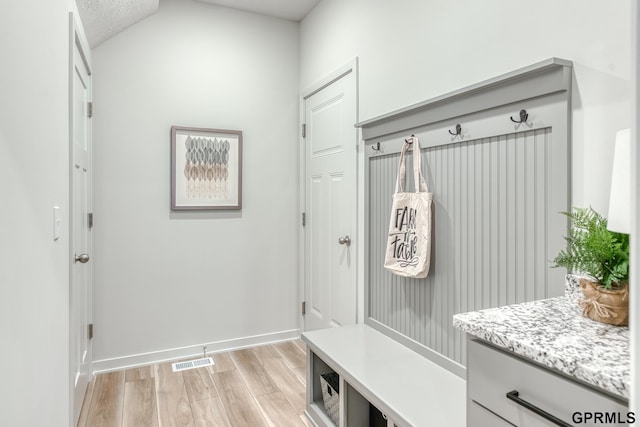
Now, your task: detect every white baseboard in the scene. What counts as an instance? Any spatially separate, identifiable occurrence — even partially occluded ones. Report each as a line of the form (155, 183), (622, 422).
(92, 328), (301, 374)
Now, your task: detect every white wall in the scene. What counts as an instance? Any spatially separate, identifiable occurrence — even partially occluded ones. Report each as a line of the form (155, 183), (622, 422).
(92, 0), (300, 366)
(301, 0), (633, 325)
(301, 0), (632, 213)
(0, 1), (71, 425)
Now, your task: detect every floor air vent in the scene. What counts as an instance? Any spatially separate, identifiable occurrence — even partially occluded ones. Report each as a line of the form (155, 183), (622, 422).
(171, 357), (214, 372)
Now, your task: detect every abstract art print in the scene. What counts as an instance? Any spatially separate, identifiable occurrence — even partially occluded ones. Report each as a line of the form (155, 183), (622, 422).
(171, 126), (242, 210)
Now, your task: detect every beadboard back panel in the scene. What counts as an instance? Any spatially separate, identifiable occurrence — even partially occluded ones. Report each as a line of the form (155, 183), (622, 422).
(358, 59), (573, 377)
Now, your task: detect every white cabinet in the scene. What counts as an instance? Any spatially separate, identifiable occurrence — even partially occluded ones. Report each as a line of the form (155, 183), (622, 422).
(467, 338), (629, 427)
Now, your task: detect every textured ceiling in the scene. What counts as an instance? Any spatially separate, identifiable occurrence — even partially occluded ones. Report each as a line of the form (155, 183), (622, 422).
(77, 0), (320, 48)
(196, 0), (321, 21)
(76, 0), (160, 48)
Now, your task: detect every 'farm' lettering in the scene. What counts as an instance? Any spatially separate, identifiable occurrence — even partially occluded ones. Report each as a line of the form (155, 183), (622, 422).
(395, 207), (416, 231)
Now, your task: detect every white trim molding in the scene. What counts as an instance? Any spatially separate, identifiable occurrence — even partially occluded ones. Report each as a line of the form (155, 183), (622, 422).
(301, 58), (358, 100)
(92, 329), (301, 374)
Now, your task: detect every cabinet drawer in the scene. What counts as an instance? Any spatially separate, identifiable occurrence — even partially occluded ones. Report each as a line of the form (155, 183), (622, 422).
(468, 400), (514, 427)
(468, 339), (628, 426)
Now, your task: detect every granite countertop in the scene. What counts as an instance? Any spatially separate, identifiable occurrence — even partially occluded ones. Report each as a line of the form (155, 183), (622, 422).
(453, 275), (630, 399)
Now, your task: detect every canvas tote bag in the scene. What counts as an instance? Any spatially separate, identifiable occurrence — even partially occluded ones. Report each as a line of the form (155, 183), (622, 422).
(383, 136), (433, 278)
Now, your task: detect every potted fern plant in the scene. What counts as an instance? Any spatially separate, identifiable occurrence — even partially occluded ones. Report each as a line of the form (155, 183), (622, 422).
(553, 207), (630, 326)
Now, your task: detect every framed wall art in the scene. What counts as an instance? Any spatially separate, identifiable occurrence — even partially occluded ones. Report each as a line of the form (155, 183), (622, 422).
(171, 126), (242, 210)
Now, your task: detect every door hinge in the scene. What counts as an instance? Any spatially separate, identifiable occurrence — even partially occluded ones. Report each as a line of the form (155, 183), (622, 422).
(301, 301), (306, 316)
(301, 123), (306, 138)
(88, 212), (94, 229)
(88, 102), (93, 118)
(302, 212), (306, 227)
(88, 323), (94, 340)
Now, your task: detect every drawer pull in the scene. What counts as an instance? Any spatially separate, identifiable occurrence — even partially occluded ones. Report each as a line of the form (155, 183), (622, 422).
(506, 390), (573, 427)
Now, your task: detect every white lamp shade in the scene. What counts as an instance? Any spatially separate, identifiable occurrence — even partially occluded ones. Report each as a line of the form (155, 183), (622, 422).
(607, 129), (631, 233)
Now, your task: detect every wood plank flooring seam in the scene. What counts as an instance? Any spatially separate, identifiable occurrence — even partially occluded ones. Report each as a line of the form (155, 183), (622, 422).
(254, 391), (305, 427)
(228, 349), (278, 398)
(85, 371), (126, 427)
(271, 342), (306, 371)
(212, 369), (269, 426)
(182, 368), (218, 403)
(123, 378), (158, 427)
(154, 362), (196, 426)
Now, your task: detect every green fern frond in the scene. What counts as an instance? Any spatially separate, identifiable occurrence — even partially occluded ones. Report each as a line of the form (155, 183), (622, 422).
(552, 206), (629, 289)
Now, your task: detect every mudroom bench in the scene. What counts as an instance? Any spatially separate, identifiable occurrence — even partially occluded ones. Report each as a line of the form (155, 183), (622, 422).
(301, 325), (465, 427)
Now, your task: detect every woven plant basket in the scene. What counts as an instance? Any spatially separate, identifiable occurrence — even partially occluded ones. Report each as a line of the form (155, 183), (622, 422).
(579, 278), (629, 326)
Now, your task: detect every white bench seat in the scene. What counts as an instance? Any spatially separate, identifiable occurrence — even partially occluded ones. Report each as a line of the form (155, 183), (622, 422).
(302, 324), (465, 427)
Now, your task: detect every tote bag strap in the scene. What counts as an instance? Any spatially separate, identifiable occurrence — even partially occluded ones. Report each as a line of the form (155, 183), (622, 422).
(394, 135), (429, 194)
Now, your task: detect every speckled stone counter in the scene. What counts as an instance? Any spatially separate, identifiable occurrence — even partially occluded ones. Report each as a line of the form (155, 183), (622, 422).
(453, 275), (630, 400)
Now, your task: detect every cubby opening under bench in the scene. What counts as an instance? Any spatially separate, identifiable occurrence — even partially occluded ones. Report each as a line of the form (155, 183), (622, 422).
(302, 324), (465, 427)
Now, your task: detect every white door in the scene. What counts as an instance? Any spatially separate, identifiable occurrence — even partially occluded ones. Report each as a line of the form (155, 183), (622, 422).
(303, 68), (357, 331)
(71, 18), (93, 425)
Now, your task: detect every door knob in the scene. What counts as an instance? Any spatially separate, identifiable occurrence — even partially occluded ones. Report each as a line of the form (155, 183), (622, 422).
(338, 236), (351, 246)
(75, 253), (90, 264)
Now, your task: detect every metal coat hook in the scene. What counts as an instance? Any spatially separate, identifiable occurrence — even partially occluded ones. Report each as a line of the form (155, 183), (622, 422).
(448, 124), (462, 137)
(371, 142), (381, 151)
(510, 109), (529, 124)
(404, 134), (416, 144)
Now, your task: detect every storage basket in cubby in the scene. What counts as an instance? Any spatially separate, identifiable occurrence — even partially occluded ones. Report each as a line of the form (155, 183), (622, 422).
(320, 372), (339, 425)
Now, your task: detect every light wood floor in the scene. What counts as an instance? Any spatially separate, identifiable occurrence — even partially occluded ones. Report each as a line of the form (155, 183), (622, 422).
(77, 340), (313, 427)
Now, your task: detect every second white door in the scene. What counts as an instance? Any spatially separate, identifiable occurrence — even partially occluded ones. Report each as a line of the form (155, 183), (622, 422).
(303, 67), (357, 331)
(71, 17), (93, 426)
